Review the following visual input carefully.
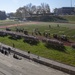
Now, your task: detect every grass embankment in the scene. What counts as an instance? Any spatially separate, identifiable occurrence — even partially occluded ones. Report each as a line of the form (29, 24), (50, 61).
(0, 36), (75, 66)
(0, 21), (75, 66)
(26, 15), (75, 23)
(61, 15), (75, 23)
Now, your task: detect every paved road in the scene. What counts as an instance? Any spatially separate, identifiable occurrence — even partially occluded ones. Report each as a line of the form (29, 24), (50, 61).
(0, 52), (69, 75)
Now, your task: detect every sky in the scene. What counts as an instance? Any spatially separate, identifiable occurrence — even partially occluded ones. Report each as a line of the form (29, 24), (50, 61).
(0, 0), (75, 13)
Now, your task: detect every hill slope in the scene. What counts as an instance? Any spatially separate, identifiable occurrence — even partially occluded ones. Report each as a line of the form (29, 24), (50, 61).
(60, 15), (75, 23)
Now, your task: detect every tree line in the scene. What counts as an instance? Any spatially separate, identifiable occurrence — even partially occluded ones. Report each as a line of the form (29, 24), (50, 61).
(8, 3), (51, 20)
(0, 11), (6, 20)
(0, 3), (51, 21)
(15, 3), (50, 20)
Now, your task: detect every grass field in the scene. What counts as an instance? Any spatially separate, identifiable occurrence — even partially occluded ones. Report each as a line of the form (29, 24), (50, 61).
(9, 22), (75, 41)
(0, 21), (75, 66)
(0, 19), (19, 26)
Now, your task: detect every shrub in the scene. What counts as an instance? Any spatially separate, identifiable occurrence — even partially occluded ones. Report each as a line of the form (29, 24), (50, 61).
(71, 43), (75, 49)
(60, 35), (68, 41)
(24, 36), (39, 45)
(53, 34), (58, 39)
(42, 38), (65, 51)
(9, 34), (21, 40)
(24, 30), (28, 35)
(6, 28), (11, 31)
(0, 32), (7, 37)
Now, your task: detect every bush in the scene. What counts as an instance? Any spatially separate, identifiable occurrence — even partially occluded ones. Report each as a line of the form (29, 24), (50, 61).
(24, 36), (39, 45)
(9, 34), (21, 40)
(71, 43), (75, 49)
(60, 35), (68, 41)
(6, 28), (11, 31)
(24, 30), (28, 35)
(0, 32), (7, 37)
(53, 34), (58, 39)
(42, 38), (65, 51)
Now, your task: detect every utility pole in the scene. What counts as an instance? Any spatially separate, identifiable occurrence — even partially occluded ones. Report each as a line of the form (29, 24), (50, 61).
(74, 5), (75, 14)
(71, 0), (72, 7)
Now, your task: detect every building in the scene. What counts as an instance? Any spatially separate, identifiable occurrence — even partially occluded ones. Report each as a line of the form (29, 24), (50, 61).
(54, 7), (75, 15)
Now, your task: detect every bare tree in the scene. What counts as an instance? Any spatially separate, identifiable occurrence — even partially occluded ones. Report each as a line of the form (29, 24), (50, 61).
(40, 3), (50, 14)
(15, 3), (50, 19)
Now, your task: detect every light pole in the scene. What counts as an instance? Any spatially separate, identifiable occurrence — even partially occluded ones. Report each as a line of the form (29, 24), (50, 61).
(71, 0), (72, 7)
(74, 5), (75, 15)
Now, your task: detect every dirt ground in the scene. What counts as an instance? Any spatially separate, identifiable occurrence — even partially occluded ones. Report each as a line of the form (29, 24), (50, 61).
(0, 21), (39, 28)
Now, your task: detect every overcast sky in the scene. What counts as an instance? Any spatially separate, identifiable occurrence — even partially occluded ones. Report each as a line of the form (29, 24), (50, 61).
(0, 0), (75, 13)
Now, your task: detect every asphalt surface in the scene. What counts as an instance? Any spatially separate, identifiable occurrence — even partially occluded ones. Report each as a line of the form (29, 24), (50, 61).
(0, 52), (70, 75)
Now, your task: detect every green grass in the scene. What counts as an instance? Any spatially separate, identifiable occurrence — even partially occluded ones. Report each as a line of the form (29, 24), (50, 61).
(61, 15), (75, 23)
(0, 36), (75, 66)
(0, 21), (75, 66)
(10, 23), (75, 41)
(0, 20), (19, 26)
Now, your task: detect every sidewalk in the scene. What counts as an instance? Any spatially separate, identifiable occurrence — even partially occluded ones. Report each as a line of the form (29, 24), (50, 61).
(0, 43), (75, 75)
